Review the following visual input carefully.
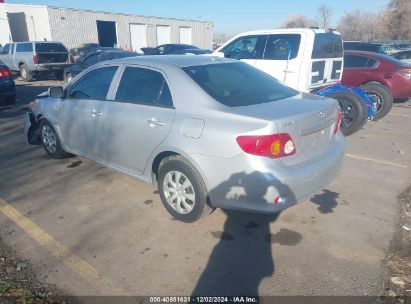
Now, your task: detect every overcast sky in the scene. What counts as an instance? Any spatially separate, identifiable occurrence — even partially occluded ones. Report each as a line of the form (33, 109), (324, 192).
(7, 0), (389, 35)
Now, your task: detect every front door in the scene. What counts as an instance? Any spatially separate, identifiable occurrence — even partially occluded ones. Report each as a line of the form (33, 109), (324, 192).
(58, 65), (119, 157)
(97, 66), (175, 174)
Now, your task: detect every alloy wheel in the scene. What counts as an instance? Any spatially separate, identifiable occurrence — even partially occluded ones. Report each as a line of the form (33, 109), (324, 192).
(42, 125), (57, 153)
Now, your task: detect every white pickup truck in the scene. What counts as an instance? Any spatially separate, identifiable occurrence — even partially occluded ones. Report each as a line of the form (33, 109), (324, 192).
(0, 41), (71, 81)
(212, 28), (369, 136)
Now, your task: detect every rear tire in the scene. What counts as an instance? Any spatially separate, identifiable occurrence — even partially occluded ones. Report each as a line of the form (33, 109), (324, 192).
(20, 64), (34, 82)
(329, 91), (367, 136)
(40, 119), (70, 159)
(157, 156), (213, 222)
(360, 82), (393, 121)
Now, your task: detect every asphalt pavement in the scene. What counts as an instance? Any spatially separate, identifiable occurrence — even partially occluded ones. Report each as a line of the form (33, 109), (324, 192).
(0, 81), (410, 297)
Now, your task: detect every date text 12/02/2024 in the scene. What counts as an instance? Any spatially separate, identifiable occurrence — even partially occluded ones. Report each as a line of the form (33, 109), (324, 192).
(149, 297), (258, 303)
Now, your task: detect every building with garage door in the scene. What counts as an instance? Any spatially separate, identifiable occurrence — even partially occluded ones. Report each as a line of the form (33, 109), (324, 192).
(0, 3), (214, 52)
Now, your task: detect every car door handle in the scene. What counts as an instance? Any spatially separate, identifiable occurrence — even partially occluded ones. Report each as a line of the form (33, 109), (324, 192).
(90, 110), (102, 117)
(146, 119), (165, 127)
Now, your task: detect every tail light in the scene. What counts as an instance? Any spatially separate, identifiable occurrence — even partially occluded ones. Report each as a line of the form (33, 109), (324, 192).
(236, 133), (296, 158)
(334, 111), (343, 134)
(0, 68), (11, 78)
(398, 68), (411, 80)
(33, 54), (38, 64)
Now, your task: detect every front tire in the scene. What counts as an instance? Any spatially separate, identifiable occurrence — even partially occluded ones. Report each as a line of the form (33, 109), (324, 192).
(40, 120), (69, 159)
(158, 156), (213, 222)
(329, 91), (367, 136)
(360, 82), (393, 121)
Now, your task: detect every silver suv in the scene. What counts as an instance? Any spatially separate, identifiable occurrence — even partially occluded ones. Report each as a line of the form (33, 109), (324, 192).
(0, 41), (71, 81)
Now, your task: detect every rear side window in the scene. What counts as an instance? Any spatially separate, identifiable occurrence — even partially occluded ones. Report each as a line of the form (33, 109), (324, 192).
(35, 43), (67, 53)
(221, 35), (267, 60)
(183, 62), (298, 107)
(344, 55), (378, 68)
(16, 43), (33, 53)
(1, 44), (10, 54)
(264, 34), (301, 60)
(312, 33), (343, 59)
(68, 66), (117, 100)
(115, 67), (173, 107)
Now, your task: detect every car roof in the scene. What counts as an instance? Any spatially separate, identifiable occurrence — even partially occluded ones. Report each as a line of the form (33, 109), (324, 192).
(231, 28), (341, 36)
(108, 55), (235, 68)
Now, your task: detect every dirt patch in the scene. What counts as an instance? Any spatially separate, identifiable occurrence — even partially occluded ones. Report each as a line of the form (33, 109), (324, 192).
(0, 238), (76, 304)
(381, 186), (411, 302)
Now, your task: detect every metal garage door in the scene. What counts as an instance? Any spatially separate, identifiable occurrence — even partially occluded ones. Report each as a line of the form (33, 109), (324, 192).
(156, 25), (170, 46)
(179, 27), (192, 44)
(129, 24), (147, 53)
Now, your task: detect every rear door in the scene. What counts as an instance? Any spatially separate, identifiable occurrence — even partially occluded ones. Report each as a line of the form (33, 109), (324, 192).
(309, 33), (343, 89)
(59, 65), (119, 157)
(14, 43), (33, 68)
(341, 54), (377, 86)
(254, 33), (304, 89)
(97, 65), (175, 174)
(220, 35), (268, 67)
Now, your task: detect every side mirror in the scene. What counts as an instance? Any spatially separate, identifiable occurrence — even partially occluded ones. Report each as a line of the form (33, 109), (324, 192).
(48, 86), (64, 98)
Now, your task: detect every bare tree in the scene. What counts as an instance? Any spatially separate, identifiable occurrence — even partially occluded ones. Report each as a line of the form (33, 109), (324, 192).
(337, 10), (385, 41)
(318, 5), (332, 29)
(282, 15), (317, 28)
(382, 0), (411, 39)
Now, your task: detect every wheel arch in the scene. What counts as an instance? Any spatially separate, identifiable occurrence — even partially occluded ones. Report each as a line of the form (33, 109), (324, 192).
(147, 148), (210, 192)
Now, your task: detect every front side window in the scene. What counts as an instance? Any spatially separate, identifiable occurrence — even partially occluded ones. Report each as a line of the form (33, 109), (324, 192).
(115, 67), (173, 107)
(68, 66), (118, 100)
(16, 43), (33, 53)
(264, 34), (301, 60)
(183, 62), (298, 107)
(312, 33), (343, 59)
(221, 35), (267, 60)
(1, 44), (10, 54)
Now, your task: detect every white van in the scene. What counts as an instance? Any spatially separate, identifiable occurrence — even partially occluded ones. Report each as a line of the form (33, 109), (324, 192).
(213, 28), (344, 92)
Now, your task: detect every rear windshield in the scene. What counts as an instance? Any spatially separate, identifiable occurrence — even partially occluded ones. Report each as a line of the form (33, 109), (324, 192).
(35, 43), (68, 53)
(183, 62), (298, 107)
(312, 33), (343, 59)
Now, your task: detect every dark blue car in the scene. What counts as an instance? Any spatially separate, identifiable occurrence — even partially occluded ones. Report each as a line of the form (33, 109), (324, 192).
(0, 64), (15, 106)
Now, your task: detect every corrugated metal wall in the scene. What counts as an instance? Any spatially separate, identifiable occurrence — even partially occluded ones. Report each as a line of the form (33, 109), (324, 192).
(47, 6), (213, 50)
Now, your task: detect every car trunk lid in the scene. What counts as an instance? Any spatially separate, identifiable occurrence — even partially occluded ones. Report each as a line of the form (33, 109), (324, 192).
(231, 93), (340, 165)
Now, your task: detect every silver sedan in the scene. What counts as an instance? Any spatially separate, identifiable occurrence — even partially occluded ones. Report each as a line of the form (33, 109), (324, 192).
(24, 55), (345, 222)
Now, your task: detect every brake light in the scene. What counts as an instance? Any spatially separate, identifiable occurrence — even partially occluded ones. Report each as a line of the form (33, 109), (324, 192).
(334, 111), (343, 134)
(0, 68), (10, 78)
(398, 68), (411, 80)
(33, 54), (38, 64)
(236, 133), (296, 158)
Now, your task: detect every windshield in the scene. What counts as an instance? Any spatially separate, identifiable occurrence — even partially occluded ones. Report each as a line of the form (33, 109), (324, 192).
(36, 43), (68, 53)
(183, 62), (298, 107)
